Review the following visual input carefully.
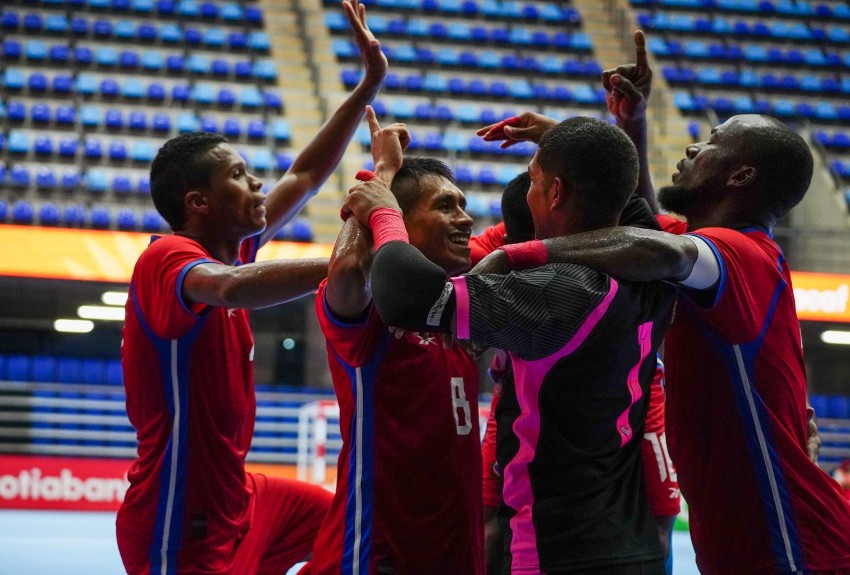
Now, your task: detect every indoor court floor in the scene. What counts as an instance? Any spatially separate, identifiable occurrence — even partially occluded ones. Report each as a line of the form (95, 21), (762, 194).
(0, 508), (701, 574)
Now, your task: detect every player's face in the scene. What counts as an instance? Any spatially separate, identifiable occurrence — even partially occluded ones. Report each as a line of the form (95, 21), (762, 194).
(526, 152), (553, 239)
(205, 144), (267, 235)
(659, 116), (749, 216)
(404, 175), (473, 277)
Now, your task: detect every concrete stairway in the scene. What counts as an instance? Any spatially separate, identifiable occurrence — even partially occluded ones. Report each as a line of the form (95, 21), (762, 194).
(260, 0), (352, 243)
(573, 0), (696, 190)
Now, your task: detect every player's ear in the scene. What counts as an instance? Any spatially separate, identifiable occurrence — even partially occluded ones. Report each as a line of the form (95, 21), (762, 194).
(184, 190), (209, 215)
(549, 177), (565, 210)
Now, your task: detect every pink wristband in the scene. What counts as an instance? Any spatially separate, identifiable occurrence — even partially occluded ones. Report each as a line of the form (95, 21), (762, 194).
(369, 207), (409, 251)
(498, 240), (547, 270)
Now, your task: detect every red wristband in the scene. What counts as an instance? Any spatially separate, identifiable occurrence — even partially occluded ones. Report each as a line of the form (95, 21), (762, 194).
(498, 240), (547, 270)
(369, 207), (409, 251)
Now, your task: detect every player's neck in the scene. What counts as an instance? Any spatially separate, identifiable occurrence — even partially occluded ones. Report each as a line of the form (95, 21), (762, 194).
(175, 227), (242, 265)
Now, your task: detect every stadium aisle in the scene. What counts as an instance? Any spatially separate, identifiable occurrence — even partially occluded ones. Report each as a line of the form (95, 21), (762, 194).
(0, 509), (700, 574)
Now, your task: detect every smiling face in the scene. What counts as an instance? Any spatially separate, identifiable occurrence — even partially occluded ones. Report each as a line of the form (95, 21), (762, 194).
(403, 174), (474, 277)
(203, 143), (267, 238)
(659, 115), (760, 217)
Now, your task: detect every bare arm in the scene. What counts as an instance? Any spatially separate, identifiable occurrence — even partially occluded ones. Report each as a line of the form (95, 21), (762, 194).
(258, 0), (388, 246)
(182, 258), (329, 309)
(601, 30), (658, 213)
(325, 107), (408, 320)
(474, 227), (699, 282)
(324, 217), (375, 321)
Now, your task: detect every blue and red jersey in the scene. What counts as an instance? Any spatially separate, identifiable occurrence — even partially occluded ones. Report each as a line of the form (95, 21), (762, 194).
(117, 234), (259, 574)
(659, 215), (850, 574)
(311, 280), (484, 575)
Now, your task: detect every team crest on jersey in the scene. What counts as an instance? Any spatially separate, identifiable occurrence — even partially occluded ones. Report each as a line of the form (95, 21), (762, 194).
(417, 334), (436, 346)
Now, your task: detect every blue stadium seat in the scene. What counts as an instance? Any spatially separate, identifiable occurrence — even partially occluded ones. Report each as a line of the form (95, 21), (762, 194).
(147, 82), (166, 101)
(105, 359), (123, 386)
(59, 137), (79, 158)
(64, 203), (86, 223)
(223, 118), (241, 137)
(12, 198), (35, 221)
(31, 103), (51, 124)
(204, 28), (227, 47)
(199, 116), (218, 133)
(101, 78), (121, 97)
(105, 108), (124, 129)
(172, 84), (191, 102)
(271, 119), (291, 141)
(25, 40), (47, 61)
(276, 153), (293, 171)
(7, 101), (25, 122)
(152, 112), (171, 132)
(85, 169), (108, 192)
(34, 135), (54, 155)
(239, 86), (262, 108)
(131, 141), (155, 162)
(234, 60), (253, 78)
(36, 167), (58, 190)
(117, 208), (138, 230)
(229, 31), (248, 49)
(113, 174), (133, 194)
(8, 131), (30, 154)
(109, 141), (129, 161)
(137, 177), (151, 194)
(3, 67), (25, 90)
(142, 209), (166, 231)
(93, 19), (114, 37)
(290, 219), (313, 242)
(3, 39), (22, 59)
(159, 22), (182, 43)
(252, 149), (273, 171)
(23, 12), (44, 32)
(90, 206), (112, 228)
(39, 201), (61, 224)
(81, 105), (102, 127)
(138, 23), (157, 41)
(1, 11), (20, 31)
(53, 73), (73, 94)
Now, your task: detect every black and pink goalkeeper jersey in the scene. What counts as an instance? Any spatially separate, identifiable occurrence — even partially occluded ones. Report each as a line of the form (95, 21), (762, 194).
(450, 264), (676, 574)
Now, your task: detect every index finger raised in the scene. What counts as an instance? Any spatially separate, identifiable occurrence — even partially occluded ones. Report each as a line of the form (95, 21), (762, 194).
(634, 30), (648, 72)
(366, 105), (381, 135)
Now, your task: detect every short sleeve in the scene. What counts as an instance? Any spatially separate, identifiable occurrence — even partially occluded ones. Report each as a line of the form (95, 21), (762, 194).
(469, 222), (506, 266)
(131, 235), (217, 339)
(656, 213), (688, 234)
(453, 264), (612, 360)
(315, 279), (384, 367)
(684, 228), (784, 341)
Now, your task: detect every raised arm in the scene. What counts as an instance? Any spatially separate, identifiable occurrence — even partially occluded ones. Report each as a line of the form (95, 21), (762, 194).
(258, 0), (388, 246)
(182, 258), (329, 309)
(601, 30), (657, 212)
(325, 107), (408, 320)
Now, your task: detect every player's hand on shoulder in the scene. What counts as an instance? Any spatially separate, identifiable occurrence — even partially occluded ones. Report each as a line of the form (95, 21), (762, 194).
(471, 250), (511, 276)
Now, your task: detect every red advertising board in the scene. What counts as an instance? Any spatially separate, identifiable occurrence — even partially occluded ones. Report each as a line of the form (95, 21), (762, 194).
(0, 455), (131, 511)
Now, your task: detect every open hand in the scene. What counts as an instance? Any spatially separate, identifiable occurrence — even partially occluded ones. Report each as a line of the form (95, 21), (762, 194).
(343, 0), (387, 84)
(476, 112), (557, 148)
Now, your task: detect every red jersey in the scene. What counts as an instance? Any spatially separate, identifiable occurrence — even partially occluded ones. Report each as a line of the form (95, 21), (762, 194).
(659, 215), (850, 574)
(117, 234), (259, 574)
(640, 357), (680, 517)
(312, 280), (484, 575)
(470, 222), (506, 266)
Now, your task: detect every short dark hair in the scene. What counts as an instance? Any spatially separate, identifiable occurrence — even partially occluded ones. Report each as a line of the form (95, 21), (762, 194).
(737, 118), (813, 220)
(150, 132), (228, 230)
(391, 156), (456, 215)
(500, 172), (534, 243)
(536, 117), (639, 223)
